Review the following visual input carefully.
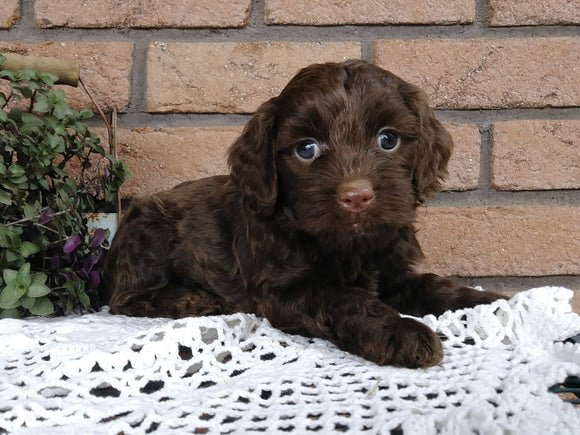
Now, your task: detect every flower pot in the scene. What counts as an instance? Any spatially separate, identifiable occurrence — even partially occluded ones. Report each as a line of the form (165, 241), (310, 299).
(84, 213), (119, 245)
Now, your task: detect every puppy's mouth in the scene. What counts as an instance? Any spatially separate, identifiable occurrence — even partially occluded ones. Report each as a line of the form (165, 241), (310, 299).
(345, 213), (371, 235)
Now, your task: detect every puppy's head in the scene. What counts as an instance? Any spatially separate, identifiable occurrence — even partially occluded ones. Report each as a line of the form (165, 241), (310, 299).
(228, 60), (452, 241)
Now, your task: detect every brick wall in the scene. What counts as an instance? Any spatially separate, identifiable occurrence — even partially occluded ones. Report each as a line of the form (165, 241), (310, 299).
(1, 1), (578, 305)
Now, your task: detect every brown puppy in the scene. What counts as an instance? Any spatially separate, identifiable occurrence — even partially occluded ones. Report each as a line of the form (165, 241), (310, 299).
(104, 60), (505, 368)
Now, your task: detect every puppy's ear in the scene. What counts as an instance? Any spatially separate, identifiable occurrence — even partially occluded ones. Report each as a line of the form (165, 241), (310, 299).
(398, 82), (453, 203)
(227, 100), (278, 216)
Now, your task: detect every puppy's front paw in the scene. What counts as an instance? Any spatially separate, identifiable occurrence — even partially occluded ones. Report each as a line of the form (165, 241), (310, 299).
(370, 318), (443, 368)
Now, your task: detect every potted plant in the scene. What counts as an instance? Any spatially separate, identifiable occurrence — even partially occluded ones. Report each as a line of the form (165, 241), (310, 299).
(0, 54), (129, 318)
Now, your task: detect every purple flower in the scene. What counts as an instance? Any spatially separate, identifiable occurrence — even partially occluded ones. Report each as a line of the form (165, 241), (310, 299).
(60, 270), (77, 281)
(89, 270), (100, 289)
(50, 255), (60, 270)
(91, 228), (106, 248)
(78, 269), (89, 281)
(63, 234), (80, 253)
(40, 208), (54, 224)
(83, 254), (100, 273)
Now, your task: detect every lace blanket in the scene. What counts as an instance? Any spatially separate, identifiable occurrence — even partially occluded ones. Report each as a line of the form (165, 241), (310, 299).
(1, 287), (579, 434)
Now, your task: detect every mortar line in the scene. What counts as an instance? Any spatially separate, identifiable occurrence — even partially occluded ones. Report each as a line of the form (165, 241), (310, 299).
(479, 122), (493, 194)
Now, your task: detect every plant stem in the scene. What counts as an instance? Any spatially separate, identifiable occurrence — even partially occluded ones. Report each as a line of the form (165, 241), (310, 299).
(4, 209), (69, 227)
(32, 222), (61, 236)
(29, 89), (36, 112)
(1, 90), (13, 109)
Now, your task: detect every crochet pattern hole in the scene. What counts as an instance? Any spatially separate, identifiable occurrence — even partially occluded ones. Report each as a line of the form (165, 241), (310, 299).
(260, 352), (276, 361)
(178, 344), (193, 360)
(39, 386), (70, 398)
(99, 411), (133, 423)
(140, 380), (164, 394)
(90, 384), (120, 398)
(200, 327), (218, 344)
(145, 421), (160, 433)
(183, 362), (202, 378)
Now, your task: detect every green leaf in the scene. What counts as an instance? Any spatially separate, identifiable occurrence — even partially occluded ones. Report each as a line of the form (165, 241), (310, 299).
(16, 262), (32, 287)
(28, 296), (54, 316)
(4, 249), (20, 263)
(46, 133), (65, 153)
(40, 72), (58, 86)
(0, 226), (22, 250)
(20, 112), (44, 134)
(48, 89), (66, 104)
(0, 70), (14, 81)
(19, 241), (41, 258)
(0, 190), (11, 206)
(0, 283), (27, 308)
(63, 279), (79, 295)
(27, 273), (50, 298)
(11, 84), (33, 99)
(3, 268), (18, 284)
(19, 295), (36, 309)
(78, 108), (93, 119)
(73, 121), (87, 135)
(10, 174), (28, 186)
(78, 290), (91, 310)
(33, 96), (52, 113)
(8, 163), (25, 178)
(38, 178), (50, 190)
(0, 308), (20, 319)
(23, 203), (39, 219)
(53, 101), (72, 120)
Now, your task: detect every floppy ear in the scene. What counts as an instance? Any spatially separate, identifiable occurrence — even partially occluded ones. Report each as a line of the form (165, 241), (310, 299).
(227, 100), (279, 216)
(398, 82), (453, 203)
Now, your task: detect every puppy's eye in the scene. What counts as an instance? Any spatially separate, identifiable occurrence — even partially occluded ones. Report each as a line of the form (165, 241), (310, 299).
(294, 141), (321, 161)
(377, 129), (400, 151)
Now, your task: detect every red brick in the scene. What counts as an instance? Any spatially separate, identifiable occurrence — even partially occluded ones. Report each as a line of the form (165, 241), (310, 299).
(416, 206), (579, 277)
(99, 126), (243, 198)
(0, 0), (19, 29)
(572, 292), (580, 315)
(491, 120), (580, 191)
(374, 38), (580, 110)
(0, 42), (133, 112)
(489, 0), (580, 26)
(147, 41), (361, 114)
(265, 0), (474, 25)
(34, 0), (251, 28)
(443, 123), (480, 191)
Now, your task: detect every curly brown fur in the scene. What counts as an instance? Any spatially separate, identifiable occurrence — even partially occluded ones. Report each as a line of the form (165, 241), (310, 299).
(104, 60), (506, 368)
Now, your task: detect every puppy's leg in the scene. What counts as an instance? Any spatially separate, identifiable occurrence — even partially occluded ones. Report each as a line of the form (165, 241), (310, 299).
(110, 284), (225, 319)
(260, 288), (443, 368)
(104, 207), (224, 319)
(380, 272), (508, 317)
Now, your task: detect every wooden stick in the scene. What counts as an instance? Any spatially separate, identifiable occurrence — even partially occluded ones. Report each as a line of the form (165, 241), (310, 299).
(0, 53), (80, 87)
(111, 109), (123, 219)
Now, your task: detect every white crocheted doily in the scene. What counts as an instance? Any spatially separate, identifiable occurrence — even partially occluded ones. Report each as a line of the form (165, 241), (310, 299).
(1, 287), (579, 434)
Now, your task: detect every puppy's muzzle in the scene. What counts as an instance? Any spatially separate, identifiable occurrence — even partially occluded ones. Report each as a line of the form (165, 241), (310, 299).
(337, 179), (375, 214)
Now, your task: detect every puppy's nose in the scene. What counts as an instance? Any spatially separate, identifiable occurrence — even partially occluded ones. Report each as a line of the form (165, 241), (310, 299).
(337, 179), (375, 213)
